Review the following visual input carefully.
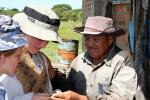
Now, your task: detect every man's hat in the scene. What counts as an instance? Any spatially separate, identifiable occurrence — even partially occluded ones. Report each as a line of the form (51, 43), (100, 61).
(74, 16), (125, 37)
(13, 5), (62, 42)
(0, 15), (27, 51)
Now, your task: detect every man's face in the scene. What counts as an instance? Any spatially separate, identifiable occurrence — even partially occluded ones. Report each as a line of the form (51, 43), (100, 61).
(84, 34), (113, 60)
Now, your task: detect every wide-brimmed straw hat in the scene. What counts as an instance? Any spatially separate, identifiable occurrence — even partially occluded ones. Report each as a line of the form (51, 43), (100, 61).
(13, 5), (62, 42)
(74, 16), (125, 37)
(0, 15), (27, 51)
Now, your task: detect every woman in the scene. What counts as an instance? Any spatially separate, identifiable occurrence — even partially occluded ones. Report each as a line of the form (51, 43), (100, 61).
(0, 15), (27, 100)
(13, 5), (62, 92)
(0, 15), (54, 100)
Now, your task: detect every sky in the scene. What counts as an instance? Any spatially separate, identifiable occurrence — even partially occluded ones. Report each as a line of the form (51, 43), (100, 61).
(0, 0), (82, 11)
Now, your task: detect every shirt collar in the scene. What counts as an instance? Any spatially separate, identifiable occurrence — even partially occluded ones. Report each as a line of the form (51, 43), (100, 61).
(82, 44), (121, 67)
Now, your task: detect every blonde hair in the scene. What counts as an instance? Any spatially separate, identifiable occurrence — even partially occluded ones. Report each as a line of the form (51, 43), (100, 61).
(0, 47), (23, 57)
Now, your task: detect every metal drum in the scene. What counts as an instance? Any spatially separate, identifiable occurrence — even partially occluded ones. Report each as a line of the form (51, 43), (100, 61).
(57, 39), (79, 65)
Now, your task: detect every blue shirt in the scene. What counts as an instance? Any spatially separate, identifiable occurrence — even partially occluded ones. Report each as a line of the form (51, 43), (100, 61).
(0, 88), (6, 100)
(0, 74), (8, 100)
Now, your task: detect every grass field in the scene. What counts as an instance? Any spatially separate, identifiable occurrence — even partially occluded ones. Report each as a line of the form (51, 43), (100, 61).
(41, 21), (83, 63)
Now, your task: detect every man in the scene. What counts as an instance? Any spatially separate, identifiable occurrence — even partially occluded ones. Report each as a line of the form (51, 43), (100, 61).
(51, 16), (138, 100)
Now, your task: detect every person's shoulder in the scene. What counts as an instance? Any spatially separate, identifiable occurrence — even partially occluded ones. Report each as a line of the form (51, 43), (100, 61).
(112, 49), (134, 64)
(72, 52), (85, 61)
(38, 51), (49, 59)
(0, 74), (8, 82)
(70, 52), (85, 64)
(77, 52), (85, 57)
(38, 51), (46, 56)
(114, 49), (134, 66)
(116, 49), (133, 59)
(0, 74), (18, 86)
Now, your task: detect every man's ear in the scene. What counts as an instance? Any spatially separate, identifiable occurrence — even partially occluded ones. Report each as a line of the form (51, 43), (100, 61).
(108, 36), (114, 46)
(0, 54), (6, 64)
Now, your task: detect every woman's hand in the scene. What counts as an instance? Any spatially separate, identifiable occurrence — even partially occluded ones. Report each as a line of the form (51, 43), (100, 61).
(32, 93), (51, 100)
(51, 90), (88, 100)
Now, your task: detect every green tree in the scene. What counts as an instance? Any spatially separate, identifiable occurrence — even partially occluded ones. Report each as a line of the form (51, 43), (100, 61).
(11, 8), (19, 12)
(0, 7), (19, 16)
(52, 4), (72, 20)
(72, 9), (82, 21)
(52, 4), (82, 21)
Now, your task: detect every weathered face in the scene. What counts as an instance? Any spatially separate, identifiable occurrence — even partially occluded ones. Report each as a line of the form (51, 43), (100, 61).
(25, 35), (49, 54)
(84, 34), (113, 61)
(0, 48), (22, 76)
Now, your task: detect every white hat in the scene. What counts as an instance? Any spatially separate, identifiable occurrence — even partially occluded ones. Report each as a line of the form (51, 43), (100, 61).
(13, 5), (62, 42)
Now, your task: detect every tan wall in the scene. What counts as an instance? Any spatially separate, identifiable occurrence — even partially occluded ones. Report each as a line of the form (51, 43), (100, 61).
(112, 3), (131, 50)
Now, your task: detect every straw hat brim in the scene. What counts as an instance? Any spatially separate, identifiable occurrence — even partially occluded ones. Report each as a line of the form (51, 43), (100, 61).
(74, 26), (125, 37)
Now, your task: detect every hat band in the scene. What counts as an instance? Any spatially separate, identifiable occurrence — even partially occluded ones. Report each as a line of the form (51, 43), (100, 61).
(24, 6), (60, 27)
(84, 27), (103, 32)
(84, 27), (117, 33)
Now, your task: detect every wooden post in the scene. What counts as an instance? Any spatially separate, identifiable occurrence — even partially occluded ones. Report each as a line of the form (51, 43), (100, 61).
(82, 0), (93, 50)
(134, 0), (150, 98)
(112, 2), (131, 50)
